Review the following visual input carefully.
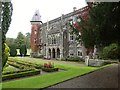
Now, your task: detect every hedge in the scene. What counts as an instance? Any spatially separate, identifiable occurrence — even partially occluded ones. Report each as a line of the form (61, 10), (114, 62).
(7, 61), (30, 70)
(2, 70), (40, 81)
(16, 61), (42, 69)
(7, 60), (42, 70)
(61, 57), (84, 62)
(42, 67), (59, 72)
(2, 68), (36, 75)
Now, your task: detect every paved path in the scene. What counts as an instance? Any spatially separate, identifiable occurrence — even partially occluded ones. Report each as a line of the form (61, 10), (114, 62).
(45, 64), (119, 89)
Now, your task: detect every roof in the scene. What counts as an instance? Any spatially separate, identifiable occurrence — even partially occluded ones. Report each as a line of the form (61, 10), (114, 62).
(31, 10), (42, 22)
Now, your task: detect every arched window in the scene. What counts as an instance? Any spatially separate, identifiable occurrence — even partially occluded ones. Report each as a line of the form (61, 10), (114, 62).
(70, 34), (74, 41)
(78, 51), (82, 56)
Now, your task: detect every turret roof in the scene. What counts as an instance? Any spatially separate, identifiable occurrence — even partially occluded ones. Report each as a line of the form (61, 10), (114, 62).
(31, 10), (41, 22)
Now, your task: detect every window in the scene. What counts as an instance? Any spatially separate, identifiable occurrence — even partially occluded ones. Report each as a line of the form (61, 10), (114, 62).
(70, 35), (74, 41)
(48, 38), (50, 44)
(35, 14), (38, 16)
(54, 37), (56, 44)
(78, 51), (82, 56)
(70, 53), (74, 56)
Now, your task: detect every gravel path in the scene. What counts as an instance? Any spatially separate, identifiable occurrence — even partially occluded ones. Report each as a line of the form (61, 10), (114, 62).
(44, 64), (119, 89)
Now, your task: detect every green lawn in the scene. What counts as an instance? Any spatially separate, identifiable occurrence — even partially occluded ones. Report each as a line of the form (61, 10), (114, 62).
(17, 49), (31, 55)
(2, 57), (112, 89)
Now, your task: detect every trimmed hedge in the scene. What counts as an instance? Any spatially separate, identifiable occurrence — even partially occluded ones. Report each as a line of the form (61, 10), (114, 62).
(16, 61), (42, 69)
(61, 57), (84, 62)
(2, 68), (36, 75)
(42, 67), (59, 72)
(7, 60), (42, 69)
(33, 55), (44, 58)
(7, 61), (30, 70)
(2, 70), (40, 81)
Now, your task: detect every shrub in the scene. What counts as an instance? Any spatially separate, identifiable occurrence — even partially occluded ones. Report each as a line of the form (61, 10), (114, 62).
(2, 43), (10, 69)
(42, 62), (59, 72)
(8, 60), (42, 69)
(10, 44), (17, 57)
(2, 68), (36, 75)
(66, 56), (81, 62)
(33, 55), (44, 58)
(2, 70), (40, 81)
(100, 43), (120, 60)
(43, 62), (54, 68)
(19, 44), (27, 56)
(42, 67), (58, 72)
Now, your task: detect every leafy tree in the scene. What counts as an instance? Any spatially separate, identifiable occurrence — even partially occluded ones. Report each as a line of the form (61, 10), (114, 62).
(25, 32), (30, 49)
(88, 2), (120, 47)
(15, 32), (25, 49)
(6, 38), (16, 48)
(10, 44), (17, 57)
(20, 44), (27, 56)
(1, 1), (13, 68)
(70, 2), (120, 56)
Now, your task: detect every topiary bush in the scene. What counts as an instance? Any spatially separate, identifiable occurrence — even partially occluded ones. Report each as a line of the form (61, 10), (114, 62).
(19, 44), (27, 56)
(10, 44), (17, 57)
(2, 43), (10, 69)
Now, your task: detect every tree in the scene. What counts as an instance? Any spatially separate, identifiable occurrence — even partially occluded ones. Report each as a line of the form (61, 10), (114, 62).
(25, 32), (30, 49)
(6, 38), (16, 48)
(88, 2), (120, 47)
(70, 2), (120, 56)
(10, 44), (17, 57)
(1, 1), (13, 69)
(15, 32), (25, 49)
(20, 44), (27, 56)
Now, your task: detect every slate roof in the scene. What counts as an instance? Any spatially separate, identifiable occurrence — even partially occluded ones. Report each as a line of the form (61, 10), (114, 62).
(31, 10), (42, 22)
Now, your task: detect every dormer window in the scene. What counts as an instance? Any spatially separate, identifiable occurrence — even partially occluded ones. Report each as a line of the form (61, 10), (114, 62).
(35, 14), (38, 16)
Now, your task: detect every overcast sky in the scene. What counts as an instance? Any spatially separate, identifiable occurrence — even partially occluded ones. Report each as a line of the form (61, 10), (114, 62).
(6, 0), (87, 38)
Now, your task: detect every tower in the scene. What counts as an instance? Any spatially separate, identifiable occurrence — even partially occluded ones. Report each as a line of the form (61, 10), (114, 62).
(30, 10), (42, 57)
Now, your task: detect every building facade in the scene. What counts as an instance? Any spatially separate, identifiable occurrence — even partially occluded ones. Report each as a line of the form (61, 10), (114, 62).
(30, 6), (89, 59)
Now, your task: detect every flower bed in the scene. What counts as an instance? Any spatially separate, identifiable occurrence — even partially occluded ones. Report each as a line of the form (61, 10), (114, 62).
(42, 67), (59, 72)
(42, 62), (59, 72)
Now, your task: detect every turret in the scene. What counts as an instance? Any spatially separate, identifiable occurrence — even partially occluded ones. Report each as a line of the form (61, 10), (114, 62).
(30, 10), (42, 57)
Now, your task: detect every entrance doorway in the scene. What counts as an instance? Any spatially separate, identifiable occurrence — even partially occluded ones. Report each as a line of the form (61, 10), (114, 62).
(52, 48), (55, 58)
(48, 48), (51, 59)
(57, 48), (60, 58)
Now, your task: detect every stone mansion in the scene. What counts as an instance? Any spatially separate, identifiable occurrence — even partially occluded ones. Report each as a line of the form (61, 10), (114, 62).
(30, 6), (89, 60)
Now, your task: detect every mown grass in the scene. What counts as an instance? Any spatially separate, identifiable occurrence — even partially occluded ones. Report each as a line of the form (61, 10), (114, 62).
(17, 49), (31, 55)
(2, 57), (112, 89)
